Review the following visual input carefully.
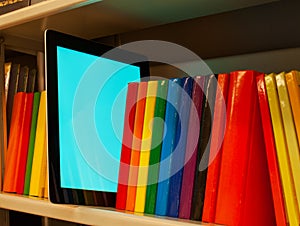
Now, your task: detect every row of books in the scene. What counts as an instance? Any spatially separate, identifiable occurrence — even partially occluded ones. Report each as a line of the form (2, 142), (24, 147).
(116, 70), (300, 226)
(1, 58), (48, 198)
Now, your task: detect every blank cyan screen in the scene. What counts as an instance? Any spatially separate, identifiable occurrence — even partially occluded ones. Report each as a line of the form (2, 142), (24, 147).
(57, 46), (140, 192)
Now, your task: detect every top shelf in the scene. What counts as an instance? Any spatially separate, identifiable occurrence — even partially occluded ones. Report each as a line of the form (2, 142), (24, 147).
(0, 0), (277, 50)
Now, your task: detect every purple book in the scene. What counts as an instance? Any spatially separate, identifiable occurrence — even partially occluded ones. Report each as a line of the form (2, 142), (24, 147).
(178, 76), (205, 219)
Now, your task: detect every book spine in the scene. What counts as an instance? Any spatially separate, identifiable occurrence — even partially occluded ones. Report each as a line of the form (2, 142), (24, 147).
(155, 78), (183, 216)
(179, 76), (205, 219)
(16, 92), (34, 194)
(29, 90), (47, 197)
(256, 74), (287, 226)
(125, 82), (148, 211)
(23, 92), (41, 195)
(116, 83), (139, 210)
(144, 80), (168, 214)
(134, 81), (158, 213)
(265, 73), (299, 225)
(275, 72), (300, 211)
(167, 77), (193, 217)
(285, 71), (300, 146)
(191, 74), (217, 221)
(202, 73), (229, 222)
(3, 92), (26, 192)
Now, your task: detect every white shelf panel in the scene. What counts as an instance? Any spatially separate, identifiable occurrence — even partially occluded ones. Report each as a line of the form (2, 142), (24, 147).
(0, 193), (213, 226)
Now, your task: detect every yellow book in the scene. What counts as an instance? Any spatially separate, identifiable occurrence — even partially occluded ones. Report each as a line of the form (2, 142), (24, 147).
(276, 72), (300, 212)
(285, 70), (300, 146)
(265, 73), (299, 225)
(29, 91), (47, 198)
(134, 81), (158, 213)
(44, 161), (48, 199)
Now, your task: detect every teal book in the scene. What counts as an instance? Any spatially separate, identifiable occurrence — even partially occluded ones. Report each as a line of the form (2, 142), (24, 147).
(23, 92), (41, 195)
(144, 80), (168, 214)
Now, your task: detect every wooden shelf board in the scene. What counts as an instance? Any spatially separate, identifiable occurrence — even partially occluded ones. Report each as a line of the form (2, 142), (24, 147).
(0, 193), (212, 226)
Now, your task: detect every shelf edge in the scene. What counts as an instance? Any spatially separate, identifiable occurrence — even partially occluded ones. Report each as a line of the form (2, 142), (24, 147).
(0, 193), (210, 226)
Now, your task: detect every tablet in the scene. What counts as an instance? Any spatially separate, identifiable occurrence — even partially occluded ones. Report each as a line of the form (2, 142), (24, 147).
(45, 30), (149, 206)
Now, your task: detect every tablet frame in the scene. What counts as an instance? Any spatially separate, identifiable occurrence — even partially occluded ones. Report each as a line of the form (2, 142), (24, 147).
(45, 29), (149, 206)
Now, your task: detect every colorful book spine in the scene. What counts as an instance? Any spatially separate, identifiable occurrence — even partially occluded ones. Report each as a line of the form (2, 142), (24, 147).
(275, 72), (300, 211)
(265, 73), (299, 225)
(155, 78), (183, 216)
(15, 92), (34, 194)
(29, 91), (47, 197)
(3, 92), (26, 192)
(179, 76), (205, 219)
(256, 74), (287, 226)
(116, 83), (139, 210)
(134, 81), (158, 212)
(167, 77), (193, 217)
(125, 82), (148, 211)
(285, 71), (300, 146)
(202, 73), (230, 222)
(215, 71), (276, 226)
(191, 74), (217, 221)
(23, 92), (41, 195)
(144, 80), (168, 214)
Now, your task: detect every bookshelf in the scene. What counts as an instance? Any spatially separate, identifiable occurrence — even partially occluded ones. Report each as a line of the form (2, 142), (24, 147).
(0, 0), (299, 226)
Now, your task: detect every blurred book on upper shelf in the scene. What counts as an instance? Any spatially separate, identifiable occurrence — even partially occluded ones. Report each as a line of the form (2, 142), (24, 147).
(0, 0), (45, 15)
(0, 0), (30, 15)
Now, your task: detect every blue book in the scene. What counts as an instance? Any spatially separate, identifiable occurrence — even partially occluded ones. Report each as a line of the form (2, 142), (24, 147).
(167, 77), (194, 217)
(155, 78), (183, 216)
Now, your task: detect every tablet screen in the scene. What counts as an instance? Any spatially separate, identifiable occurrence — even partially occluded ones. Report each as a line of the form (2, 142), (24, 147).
(57, 46), (140, 192)
(46, 30), (148, 205)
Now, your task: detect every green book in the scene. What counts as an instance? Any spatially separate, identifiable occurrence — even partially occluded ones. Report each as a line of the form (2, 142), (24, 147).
(144, 80), (168, 214)
(23, 92), (41, 195)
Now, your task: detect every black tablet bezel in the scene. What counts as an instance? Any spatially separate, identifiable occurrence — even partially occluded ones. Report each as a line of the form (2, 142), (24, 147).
(45, 29), (149, 206)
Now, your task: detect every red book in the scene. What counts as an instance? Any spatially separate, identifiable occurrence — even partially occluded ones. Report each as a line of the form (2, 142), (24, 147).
(178, 76), (205, 219)
(215, 70), (276, 226)
(116, 83), (139, 210)
(125, 82), (147, 211)
(256, 74), (287, 226)
(202, 73), (230, 222)
(15, 93), (34, 194)
(3, 92), (26, 192)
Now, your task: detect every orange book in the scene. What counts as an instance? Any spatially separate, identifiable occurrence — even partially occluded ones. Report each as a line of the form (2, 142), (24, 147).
(3, 92), (26, 192)
(215, 70), (276, 226)
(125, 82), (148, 211)
(202, 73), (230, 222)
(116, 82), (139, 210)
